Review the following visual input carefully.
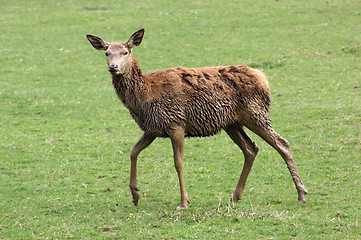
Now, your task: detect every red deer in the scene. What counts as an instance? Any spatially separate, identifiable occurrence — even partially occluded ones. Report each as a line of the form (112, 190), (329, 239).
(86, 29), (308, 210)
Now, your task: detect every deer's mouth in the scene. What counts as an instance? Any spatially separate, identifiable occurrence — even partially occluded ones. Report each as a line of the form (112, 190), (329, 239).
(109, 69), (120, 75)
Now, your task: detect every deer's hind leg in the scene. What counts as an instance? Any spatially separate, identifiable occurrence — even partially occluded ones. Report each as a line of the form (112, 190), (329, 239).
(247, 123), (308, 203)
(224, 124), (259, 202)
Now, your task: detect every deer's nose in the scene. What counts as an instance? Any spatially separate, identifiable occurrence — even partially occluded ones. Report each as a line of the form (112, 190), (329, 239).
(108, 65), (118, 72)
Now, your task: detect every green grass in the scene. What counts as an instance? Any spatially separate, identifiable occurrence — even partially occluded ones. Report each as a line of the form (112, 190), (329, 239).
(1, 0), (360, 239)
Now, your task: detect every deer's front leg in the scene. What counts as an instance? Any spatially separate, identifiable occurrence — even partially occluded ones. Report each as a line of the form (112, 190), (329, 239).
(169, 126), (189, 210)
(129, 133), (156, 206)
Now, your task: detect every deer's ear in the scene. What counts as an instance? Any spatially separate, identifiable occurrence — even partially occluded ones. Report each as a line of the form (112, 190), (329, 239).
(86, 34), (108, 50)
(127, 29), (144, 49)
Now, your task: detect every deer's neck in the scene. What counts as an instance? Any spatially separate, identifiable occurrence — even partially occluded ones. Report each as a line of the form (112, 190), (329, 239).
(112, 58), (146, 112)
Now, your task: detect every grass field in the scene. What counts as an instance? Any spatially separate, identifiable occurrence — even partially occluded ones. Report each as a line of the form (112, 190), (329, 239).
(1, 0), (360, 239)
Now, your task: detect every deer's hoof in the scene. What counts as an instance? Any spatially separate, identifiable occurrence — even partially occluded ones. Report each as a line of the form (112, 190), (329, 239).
(231, 194), (242, 203)
(131, 189), (140, 206)
(297, 185), (308, 204)
(175, 199), (189, 210)
(175, 204), (188, 210)
(297, 193), (307, 204)
(297, 199), (306, 204)
(133, 196), (139, 206)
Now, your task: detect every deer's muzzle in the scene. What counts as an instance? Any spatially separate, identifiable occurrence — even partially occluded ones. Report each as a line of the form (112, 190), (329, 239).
(108, 65), (118, 73)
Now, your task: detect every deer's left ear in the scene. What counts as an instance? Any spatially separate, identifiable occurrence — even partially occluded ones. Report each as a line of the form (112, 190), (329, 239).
(127, 29), (144, 49)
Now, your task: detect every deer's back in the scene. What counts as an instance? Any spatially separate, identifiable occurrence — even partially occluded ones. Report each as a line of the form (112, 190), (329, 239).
(145, 65), (269, 97)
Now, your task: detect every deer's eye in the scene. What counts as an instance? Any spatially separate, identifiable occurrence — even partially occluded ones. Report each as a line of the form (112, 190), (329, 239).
(105, 52), (109, 56)
(124, 51), (129, 55)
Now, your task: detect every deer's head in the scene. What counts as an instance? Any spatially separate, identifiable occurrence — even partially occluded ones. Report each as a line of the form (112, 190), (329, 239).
(86, 29), (144, 75)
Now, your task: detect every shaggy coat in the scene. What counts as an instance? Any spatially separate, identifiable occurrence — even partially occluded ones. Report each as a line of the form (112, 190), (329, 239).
(114, 59), (271, 138)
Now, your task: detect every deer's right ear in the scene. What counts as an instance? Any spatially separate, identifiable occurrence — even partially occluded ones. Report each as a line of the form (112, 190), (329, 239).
(86, 34), (108, 50)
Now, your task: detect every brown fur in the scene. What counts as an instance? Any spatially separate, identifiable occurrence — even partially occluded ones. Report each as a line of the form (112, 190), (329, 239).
(86, 29), (307, 210)
(115, 60), (271, 138)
